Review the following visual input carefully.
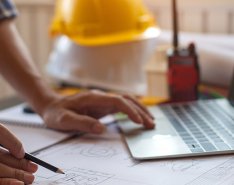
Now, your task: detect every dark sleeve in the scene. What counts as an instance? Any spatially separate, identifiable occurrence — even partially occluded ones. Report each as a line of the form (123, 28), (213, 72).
(0, 0), (17, 20)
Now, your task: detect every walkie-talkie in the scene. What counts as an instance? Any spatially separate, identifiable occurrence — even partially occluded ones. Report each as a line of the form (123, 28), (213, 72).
(167, 0), (200, 102)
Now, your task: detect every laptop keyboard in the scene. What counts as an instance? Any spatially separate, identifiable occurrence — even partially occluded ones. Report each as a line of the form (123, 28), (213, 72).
(160, 101), (234, 153)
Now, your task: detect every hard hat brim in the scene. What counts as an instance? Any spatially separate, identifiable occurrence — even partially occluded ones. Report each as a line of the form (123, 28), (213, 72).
(68, 27), (161, 46)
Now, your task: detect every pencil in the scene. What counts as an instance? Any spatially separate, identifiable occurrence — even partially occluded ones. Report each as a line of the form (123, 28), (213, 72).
(0, 144), (64, 174)
(24, 153), (65, 174)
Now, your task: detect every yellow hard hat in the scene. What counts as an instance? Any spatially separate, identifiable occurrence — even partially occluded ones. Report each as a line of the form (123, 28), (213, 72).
(50, 0), (159, 46)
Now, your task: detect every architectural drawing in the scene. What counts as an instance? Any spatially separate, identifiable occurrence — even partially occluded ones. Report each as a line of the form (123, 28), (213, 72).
(158, 159), (201, 172)
(52, 168), (113, 185)
(186, 157), (234, 185)
(64, 144), (118, 158)
(33, 124), (234, 185)
(35, 167), (152, 185)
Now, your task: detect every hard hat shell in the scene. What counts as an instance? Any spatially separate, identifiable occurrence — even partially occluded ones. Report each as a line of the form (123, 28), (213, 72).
(47, 36), (158, 95)
(50, 0), (159, 46)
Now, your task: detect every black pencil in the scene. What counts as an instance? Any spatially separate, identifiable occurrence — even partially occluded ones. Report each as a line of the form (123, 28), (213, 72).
(0, 144), (64, 174)
(24, 153), (65, 174)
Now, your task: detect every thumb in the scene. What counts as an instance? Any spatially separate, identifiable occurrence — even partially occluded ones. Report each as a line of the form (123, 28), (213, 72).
(52, 111), (106, 134)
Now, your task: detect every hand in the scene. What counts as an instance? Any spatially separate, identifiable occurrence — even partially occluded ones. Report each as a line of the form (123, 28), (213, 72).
(41, 91), (155, 134)
(0, 124), (38, 185)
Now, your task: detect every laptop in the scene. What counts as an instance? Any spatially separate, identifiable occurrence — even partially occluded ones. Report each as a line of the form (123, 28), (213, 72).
(118, 77), (234, 160)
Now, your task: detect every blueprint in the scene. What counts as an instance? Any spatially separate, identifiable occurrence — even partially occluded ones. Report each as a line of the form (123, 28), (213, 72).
(33, 124), (234, 185)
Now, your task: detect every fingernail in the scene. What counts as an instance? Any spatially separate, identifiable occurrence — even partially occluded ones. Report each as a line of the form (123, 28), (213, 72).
(92, 124), (104, 134)
(24, 173), (34, 183)
(147, 117), (155, 127)
(150, 122), (156, 128)
(28, 162), (38, 172)
(149, 118), (155, 125)
(150, 115), (155, 120)
(149, 122), (156, 129)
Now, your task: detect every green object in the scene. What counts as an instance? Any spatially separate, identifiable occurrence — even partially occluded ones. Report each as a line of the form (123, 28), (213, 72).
(114, 113), (128, 121)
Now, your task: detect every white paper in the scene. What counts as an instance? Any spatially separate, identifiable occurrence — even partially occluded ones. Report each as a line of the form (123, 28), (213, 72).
(0, 103), (117, 127)
(0, 103), (44, 127)
(0, 104), (117, 153)
(6, 125), (72, 153)
(33, 124), (234, 185)
(0, 104), (72, 153)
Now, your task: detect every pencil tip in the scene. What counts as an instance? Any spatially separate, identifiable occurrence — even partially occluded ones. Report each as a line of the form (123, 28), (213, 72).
(57, 169), (65, 174)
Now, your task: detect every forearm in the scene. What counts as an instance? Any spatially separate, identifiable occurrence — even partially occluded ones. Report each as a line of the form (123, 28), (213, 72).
(0, 19), (59, 115)
(0, 19), (155, 133)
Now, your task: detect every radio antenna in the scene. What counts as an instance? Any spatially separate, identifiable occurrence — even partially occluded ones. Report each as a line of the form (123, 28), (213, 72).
(172, 0), (179, 52)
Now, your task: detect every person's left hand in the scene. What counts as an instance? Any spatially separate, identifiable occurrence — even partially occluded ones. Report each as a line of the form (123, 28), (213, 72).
(40, 91), (155, 134)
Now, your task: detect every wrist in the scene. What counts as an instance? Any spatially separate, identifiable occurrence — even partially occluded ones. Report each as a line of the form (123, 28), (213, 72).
(28, 88), (62, 117)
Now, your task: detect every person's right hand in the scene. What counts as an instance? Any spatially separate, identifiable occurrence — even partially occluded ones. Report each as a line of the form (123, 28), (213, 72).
(0, 124), (38, 185)
(41, 91), (155, 133)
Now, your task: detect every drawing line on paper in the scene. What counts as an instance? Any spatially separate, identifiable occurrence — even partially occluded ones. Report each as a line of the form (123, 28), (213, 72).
(65, 144), (141, 167)
(185, 157), (234, 185)
(123, 156), (141, 167)
(38, 140), (119, 159)
(65, 144), (118, 158)
(35, 167), (113, 185)
(35, 167), (152, 185)
(54, 168), (113, 185)
(159, 159), (201, 173)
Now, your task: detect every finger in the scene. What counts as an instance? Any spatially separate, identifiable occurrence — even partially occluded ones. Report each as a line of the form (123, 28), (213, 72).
(81, 93), (144, 123)
(0, 178), (24, 185)
(0, 124), (24, 159)
(0, 149), (38, 173)
(52, 110), (105, 134)
(123, 95), (155, 119)
(109, 95), (144, 124)
(0, 163), (34, 184)
(67, 92), (144, 124)
(128, 101), (155, 129)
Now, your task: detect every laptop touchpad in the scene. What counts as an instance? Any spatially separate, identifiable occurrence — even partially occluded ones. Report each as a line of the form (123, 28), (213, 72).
(118, 117), (177, 138)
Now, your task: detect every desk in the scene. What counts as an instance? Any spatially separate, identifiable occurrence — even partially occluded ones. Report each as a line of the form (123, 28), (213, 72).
(1, 94), (234, 185)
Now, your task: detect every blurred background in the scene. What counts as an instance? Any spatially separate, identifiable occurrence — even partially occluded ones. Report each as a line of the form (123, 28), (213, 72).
(1, 0), (234, 99)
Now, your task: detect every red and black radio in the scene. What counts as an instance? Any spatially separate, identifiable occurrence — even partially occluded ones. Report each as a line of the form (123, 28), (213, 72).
(167, 0), (200, 102)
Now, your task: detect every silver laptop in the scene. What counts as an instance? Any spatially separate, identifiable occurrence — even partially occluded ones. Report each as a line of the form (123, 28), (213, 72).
(118, 77), (234, 160)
